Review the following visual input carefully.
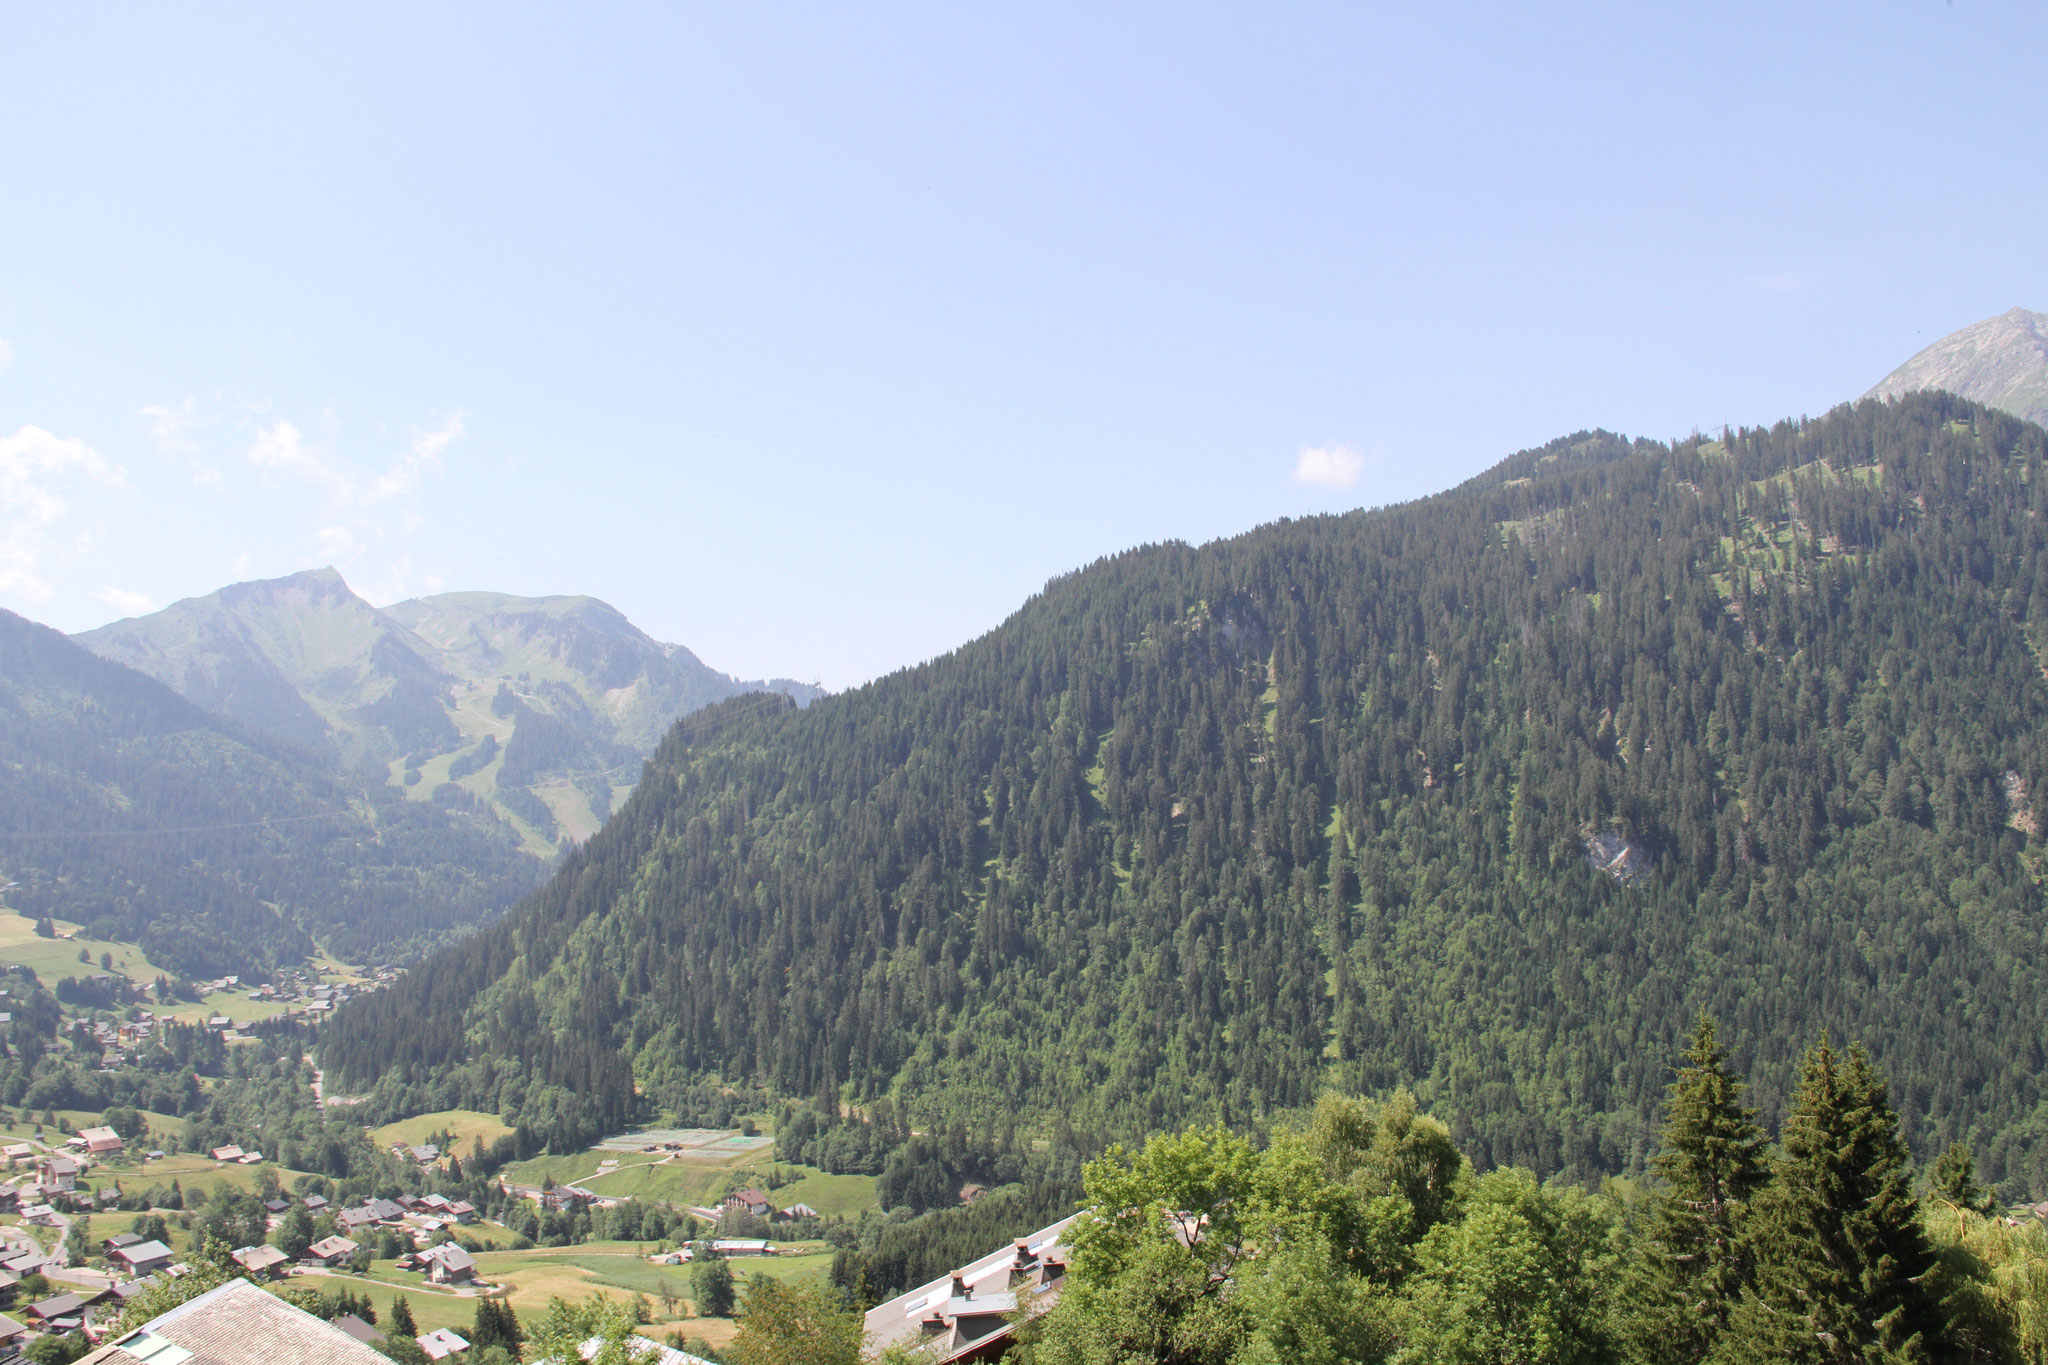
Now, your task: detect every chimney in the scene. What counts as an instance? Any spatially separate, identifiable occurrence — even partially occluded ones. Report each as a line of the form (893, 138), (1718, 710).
(951, 1272), (969, 1300)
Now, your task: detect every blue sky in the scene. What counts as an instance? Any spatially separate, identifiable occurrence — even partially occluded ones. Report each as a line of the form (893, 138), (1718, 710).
(1, 4), (2043, 688)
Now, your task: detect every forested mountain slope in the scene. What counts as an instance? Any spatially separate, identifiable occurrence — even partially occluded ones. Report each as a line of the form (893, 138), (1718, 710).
(0, 611), (535, 976)
(78, 571), (822, 850)
(327, 393), (2048, 1193)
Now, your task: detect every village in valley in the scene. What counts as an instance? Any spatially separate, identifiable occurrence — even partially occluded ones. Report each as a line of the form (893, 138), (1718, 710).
(0, 1025), (1070, 1365)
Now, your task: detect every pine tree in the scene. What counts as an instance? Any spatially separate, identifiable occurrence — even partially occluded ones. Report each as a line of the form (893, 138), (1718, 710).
(389, 1295), (418, 1340)
(1927, 1141), (1993, 1219)
(1622, 1015), (1768, 1365)
(1715, 1038), (1950, 1364)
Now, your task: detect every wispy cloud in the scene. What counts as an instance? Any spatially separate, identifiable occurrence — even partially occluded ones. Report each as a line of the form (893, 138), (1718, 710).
(141, 399), (197, 454)
(94, 585), (156, 615)
(316, 525), (363, 562)
(1293, 444), (1366, 488)
(247, 413), (462, 513)
(0, 426), (130, 601)
(141, 399), (222, 487)
(249, 419), (356, 504)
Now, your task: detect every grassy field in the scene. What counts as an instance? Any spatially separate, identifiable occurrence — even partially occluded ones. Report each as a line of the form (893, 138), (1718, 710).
(501, 1132), (879, 1220)
(370, 1110), (516, 1154)
(759, 1171), (878, 1219)
(301, 1245), (834, 1347)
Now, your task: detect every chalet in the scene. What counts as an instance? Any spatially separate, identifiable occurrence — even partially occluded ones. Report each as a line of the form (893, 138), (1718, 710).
(28, 1291), (102, 1331)
(102, 1232), (142, 1255)
(2, 1251), (49, 1278)
(301, 1193), (331, 1213)
(446, 1199), (477, 1224)
(38, 1155), (78, 1190)
(419, 1243), (477, 1285)
(779, 1203), (821, 1220)
(418, 1327), (471, 1360)
(0, 1315), (23, 1349)
(231, 1244), (290, 1280)
(407, 1144), (441, 1166)
(334, 1313), (384, 1345)
(722, 1188), (773, 1218)
(237, 1150), (265, 1164)
(263, 1197), (291, 1215)
(109, 1277), (157, 1306)
(74, 1126), (124, 1156)
(76, 1277), (389, 1364)
(542, 1185), (597, 1212)
(304, 1235), (360, 1267)
(0, 1187), (19, 1213)
(209, 1145), (245, 1162)
(112, 1240), (175, 1277)
(1, 1143), (33, 1162)
(0, 1267), (19, 1308)
(862, 1216), (1077, 1364)
(339, 1197), (406, 1231)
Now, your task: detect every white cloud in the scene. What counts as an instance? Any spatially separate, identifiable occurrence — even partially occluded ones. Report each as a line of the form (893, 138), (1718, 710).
(1293, 444), (1366, 488)
(247, 412), (461, 512)
(0, 426), (130, 601)
(249, 420), (355, 504)
(316, 525), (362, 562)
(231, 552), (253, 578)
(367, 416), (462, 505)
(141, 399), (197, 454)
(94, 585), (156, 615)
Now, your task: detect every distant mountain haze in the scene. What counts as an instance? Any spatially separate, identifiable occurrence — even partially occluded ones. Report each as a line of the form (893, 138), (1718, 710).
(1868, 305), (2048, 426)
(76, 570), (822, 853)
(0, 609), (535, 976)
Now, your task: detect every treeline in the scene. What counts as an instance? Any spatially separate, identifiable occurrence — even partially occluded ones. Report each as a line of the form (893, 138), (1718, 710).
(1030, 1024), (2039, 1365)
(0, 609), (539, 976)
(328, 395), (2048, 1191)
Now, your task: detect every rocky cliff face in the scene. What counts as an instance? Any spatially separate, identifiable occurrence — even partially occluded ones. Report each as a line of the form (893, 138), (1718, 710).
(1868, 306), (2048, 426)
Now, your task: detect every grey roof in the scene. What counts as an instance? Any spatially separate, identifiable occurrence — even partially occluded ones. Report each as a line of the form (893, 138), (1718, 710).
(117, 1240), (173, 1263)
(332, 1313), (383, 1344)
(423, 1243), (476, 1271)
(82, 1277), (390, 1365)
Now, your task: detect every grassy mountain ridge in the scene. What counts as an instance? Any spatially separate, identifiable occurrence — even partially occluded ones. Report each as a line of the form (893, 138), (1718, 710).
(0, 609), (537, 975)
(326, 393), (2048, 1194)
(79, 572), (823, 852)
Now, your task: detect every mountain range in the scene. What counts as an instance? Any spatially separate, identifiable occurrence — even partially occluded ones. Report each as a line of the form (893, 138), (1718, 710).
(326, 390), (2048, 1196)
(0, 608), (535, 976)
(75, 570), (822, 852)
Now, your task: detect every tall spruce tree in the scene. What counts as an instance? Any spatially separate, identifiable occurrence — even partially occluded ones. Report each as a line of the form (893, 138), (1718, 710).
(1622, 1015), (1769, 1365)
(1715, 1038), (1950, 1365)
(1927, 1141), (1994, 1220)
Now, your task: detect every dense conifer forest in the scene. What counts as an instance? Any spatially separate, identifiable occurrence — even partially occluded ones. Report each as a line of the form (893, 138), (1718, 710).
(0, 613), (539, 975)
(328, 393), (2048, 1196)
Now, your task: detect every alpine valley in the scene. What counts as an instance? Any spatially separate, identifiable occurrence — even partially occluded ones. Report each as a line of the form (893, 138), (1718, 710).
(0, 576), (820, 977)
(327, 388), (2048, 1199)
